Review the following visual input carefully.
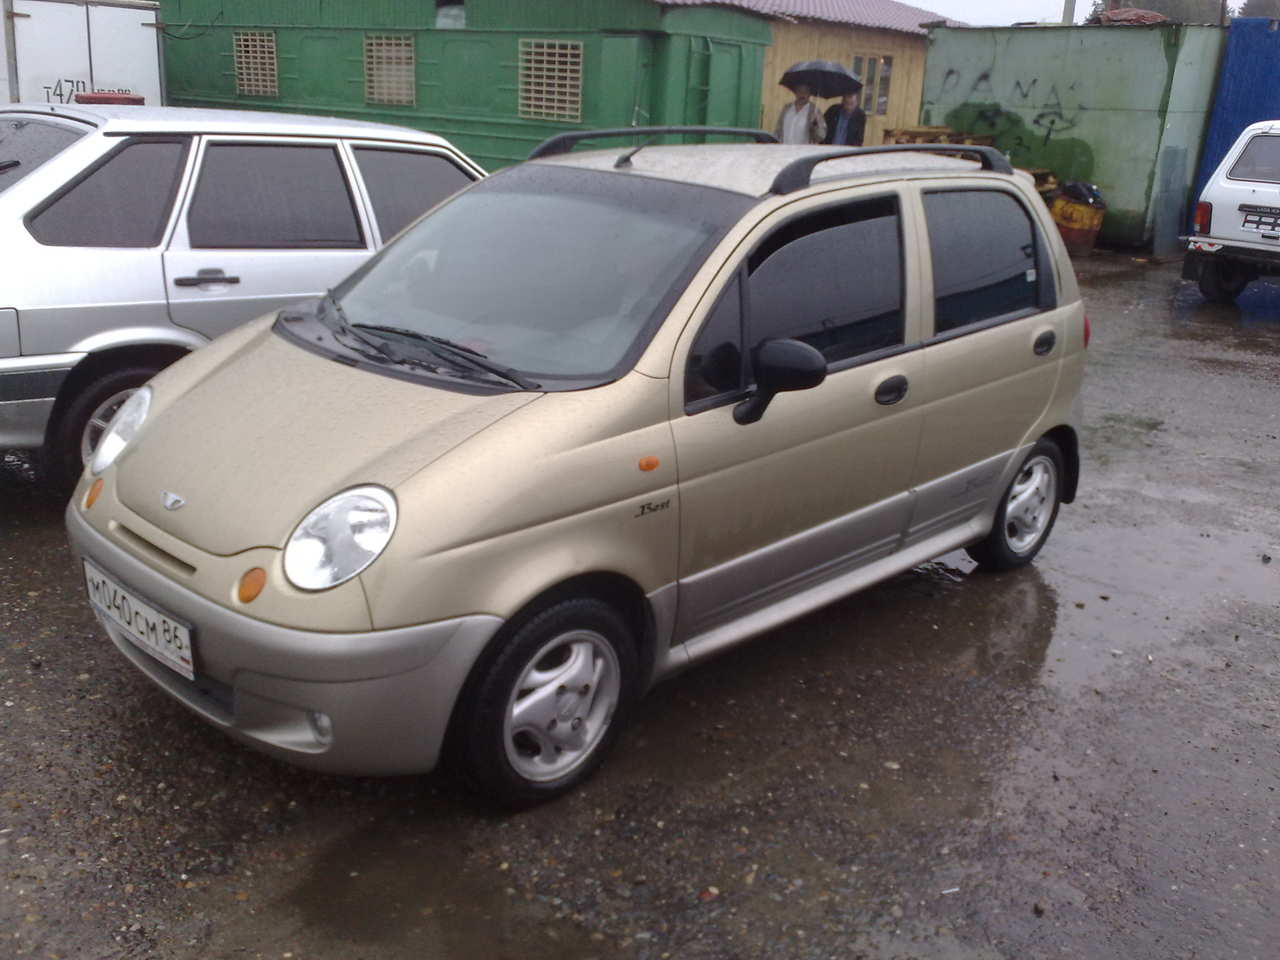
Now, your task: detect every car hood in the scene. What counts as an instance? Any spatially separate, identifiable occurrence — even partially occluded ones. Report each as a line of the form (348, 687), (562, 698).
(116, 329), (540, 556)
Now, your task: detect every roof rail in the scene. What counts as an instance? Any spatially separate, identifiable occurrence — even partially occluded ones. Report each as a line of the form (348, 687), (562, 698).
(769, 144), (1013, 195)
(528, 126), (778, 160)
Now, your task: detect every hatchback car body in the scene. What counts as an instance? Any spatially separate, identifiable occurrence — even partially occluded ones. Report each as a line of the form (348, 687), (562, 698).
(0, 103), (482, 488)
(66, 132), (1086, 805)
(1183, 119), (1280, 302)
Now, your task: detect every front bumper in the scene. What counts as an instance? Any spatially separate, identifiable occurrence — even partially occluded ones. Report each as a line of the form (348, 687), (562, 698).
(66, 502), (503, 775)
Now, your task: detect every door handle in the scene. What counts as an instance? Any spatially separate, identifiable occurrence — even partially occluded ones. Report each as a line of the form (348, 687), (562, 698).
(174, 268), (240, 287)
(1033, 330), (1056, 355)
(874, 374), (909, 405)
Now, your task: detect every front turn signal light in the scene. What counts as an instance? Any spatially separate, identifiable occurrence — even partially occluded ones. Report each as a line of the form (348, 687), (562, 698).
(238, 567), (267, 604)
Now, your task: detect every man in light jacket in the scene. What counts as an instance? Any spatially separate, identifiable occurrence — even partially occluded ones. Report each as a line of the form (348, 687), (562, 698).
(775, 84), (826, 145)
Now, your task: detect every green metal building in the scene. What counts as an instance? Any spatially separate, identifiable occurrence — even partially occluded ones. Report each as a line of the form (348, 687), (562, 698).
(920, 24), (1226, 250)
(158, 0), (772, 169)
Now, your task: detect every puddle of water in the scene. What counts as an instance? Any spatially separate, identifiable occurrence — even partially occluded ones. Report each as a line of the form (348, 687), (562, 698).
(276, 809), (607, 959)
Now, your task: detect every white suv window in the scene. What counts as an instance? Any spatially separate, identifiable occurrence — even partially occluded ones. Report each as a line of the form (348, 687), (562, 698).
(1228, 135), (1280, 184)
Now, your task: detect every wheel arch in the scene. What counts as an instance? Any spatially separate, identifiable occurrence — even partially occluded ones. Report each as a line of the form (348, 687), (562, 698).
(1042, 424), (1079, 503)
(442, 570), (659, 763)
(493, 571), (658, 690)
(43, 341), (193, 448)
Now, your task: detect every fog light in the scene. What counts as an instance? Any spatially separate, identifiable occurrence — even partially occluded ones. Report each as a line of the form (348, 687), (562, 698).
(237, 567), (267, 604)
(85, 477), (104, 510)
(308, 710), (333, 745)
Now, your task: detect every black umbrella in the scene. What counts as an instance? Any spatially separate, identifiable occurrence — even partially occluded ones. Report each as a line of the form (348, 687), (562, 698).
(780, 60), (862, 99)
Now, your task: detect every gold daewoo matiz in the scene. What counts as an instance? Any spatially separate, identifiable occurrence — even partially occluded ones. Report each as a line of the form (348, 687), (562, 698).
(66, 131), (1087, 806)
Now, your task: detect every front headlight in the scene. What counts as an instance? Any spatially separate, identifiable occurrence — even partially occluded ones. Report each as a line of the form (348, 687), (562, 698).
(90, 386), (152, 475)
(283, 486), (398, 591)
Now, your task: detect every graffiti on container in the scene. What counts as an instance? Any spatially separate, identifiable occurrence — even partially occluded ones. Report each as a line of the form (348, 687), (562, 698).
(935, 70), (1085, 146)
(924, 69), (1094, 180)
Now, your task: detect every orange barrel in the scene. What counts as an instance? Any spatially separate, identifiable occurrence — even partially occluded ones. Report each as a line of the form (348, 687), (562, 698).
(1050, 194), (1105, 256)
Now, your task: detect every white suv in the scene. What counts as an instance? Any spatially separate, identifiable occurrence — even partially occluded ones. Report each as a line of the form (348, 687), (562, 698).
(1184, 119), (1280, 302)
(0, 104), (482, 489)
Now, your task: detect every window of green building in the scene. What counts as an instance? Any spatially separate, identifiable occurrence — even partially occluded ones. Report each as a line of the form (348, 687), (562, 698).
(365, 34), (416, 106)
(233, 31), (278, 98)
(518, 39), (583, 123)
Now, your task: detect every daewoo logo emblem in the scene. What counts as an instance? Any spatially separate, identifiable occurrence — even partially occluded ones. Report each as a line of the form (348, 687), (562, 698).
(161, 491), (186, 511)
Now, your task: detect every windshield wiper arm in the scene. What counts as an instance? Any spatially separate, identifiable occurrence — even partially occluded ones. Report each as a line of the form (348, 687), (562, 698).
(352, 323), (539, 390)
(321, 293), (404, 363)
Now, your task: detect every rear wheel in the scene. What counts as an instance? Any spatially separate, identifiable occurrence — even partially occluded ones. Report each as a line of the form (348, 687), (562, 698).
(457, 597), (637, 807)
(966, 439), (1064, 571)
(43, 366), (159, 496)
(1198, 259), (1250, 304)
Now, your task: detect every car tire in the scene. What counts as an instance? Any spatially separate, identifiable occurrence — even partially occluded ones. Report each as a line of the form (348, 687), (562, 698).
(43, 367), (159, 496)
(1198, 259), (1250, 304)
(457, 597), (637, 808)
(966, 438), (1064, 572)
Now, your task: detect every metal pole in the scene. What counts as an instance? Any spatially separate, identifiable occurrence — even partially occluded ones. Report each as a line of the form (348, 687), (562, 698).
(1061, 0), (1076, 24)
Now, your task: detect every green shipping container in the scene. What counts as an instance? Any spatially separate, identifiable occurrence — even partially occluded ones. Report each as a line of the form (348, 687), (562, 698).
(158, 0), (771, 170)
(920, 24), (1225, 249)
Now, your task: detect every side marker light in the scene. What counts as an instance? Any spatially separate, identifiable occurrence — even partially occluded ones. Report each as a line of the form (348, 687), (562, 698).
(639, 456), (660, 472)
(85, 477), (104, 510)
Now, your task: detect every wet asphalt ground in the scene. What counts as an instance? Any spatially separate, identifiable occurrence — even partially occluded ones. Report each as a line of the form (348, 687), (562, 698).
(2, 256), (1278, 960)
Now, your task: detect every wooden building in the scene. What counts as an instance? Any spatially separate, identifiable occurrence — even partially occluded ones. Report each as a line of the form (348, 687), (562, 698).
(665, 0), (955, 145)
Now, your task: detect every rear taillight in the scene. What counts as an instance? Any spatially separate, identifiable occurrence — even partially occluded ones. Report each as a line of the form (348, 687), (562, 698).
(1083, 314), (1091, 348)
(1194, 201), (1213, 234)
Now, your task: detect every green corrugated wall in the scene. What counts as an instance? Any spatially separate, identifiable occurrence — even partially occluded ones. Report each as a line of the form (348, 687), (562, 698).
(158, 0), (771, 169)
(920, 24), (1225, 248)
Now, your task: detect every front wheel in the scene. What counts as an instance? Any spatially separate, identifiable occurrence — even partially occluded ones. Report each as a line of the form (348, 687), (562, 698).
(1198, 259), (1250, 304)
(456, 598), (637, 807)
(966, 439), (1064, 571)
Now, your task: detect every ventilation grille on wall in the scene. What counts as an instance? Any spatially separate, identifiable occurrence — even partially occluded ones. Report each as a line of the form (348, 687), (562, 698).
(233, 31), (278, 98)
(518, 39), (583, 123)
(365, 34), (416, 106)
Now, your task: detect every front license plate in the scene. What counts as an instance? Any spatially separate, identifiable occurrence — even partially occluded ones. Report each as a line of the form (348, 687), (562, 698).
(83, 560), (194, 680)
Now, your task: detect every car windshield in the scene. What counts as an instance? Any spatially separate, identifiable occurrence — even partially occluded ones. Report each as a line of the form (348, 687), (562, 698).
(0, 116), (86, 193)
(1229, 134), (1280, 184)
(333, 164), (751, 386)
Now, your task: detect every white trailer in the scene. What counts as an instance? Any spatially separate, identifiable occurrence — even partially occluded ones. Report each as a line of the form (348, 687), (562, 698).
(2, 0), (162, 104)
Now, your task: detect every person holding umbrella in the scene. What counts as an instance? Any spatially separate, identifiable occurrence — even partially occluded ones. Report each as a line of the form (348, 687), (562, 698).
(776, 60), (862, 145)
(824, 92), (867, 147)
(774, 82), (825, 145)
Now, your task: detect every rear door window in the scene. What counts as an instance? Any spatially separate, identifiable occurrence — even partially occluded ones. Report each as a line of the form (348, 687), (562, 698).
(1229, 134), (1280, 184)
(923, 189), (1054, 335)
(187, 143), (364, 249)
(351, 147), (474, 240)
(0, 116), (86, 194)
(26, 138), (189, 247)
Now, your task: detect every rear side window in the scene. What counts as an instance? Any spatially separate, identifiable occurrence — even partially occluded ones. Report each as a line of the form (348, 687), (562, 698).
(352, 147), (474, 240)
(747, 196), (904, 366)
(27, 139), (188, 247)
(0, 117), (86, 194)
(187, 143), (363, 249)
(923, 190), (1047, 335)
(1229, 135), (1280, 184)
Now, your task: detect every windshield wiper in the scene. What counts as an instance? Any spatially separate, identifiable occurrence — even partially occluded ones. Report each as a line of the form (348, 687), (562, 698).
(352, 323), (539, 390)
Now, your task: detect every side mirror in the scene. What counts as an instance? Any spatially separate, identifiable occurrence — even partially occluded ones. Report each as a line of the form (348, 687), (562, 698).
(734, 338), (827, 425)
